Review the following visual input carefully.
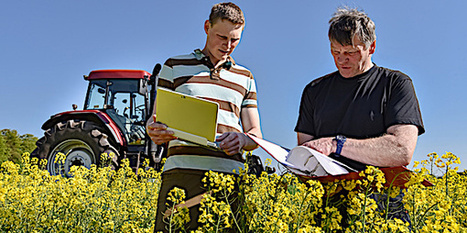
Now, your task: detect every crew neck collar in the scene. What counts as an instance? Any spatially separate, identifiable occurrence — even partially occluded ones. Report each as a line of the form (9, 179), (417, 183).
(337, 63), (377, 80)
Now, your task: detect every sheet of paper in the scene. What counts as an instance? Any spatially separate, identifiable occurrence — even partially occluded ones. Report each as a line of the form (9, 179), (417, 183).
(246, 134), (297, 168)
(247, 134), (349, 176)
(289, 146), (349, 176)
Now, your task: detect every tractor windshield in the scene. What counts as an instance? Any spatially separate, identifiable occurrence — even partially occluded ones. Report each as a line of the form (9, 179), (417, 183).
(85, 79), (147, 145)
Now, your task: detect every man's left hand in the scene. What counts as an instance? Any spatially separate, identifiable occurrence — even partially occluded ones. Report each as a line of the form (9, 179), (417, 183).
(216, 132), (249, 155)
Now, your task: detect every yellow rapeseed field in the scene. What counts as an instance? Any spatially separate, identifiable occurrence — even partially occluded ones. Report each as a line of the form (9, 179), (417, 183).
(0, 152), (465, 232)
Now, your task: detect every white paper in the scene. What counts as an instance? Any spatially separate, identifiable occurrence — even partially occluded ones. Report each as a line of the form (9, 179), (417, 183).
(246, 135), (297, 168)
(247, 134), (350, 176)
(288, 146), (349, 176)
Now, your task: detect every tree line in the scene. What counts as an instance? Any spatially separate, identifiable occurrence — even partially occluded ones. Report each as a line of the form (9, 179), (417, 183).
(0, 129), (37, 164)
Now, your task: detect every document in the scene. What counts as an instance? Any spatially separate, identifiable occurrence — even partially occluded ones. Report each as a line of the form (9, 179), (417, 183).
(246, 134), (354, 177)
(246, 134), (434, 188)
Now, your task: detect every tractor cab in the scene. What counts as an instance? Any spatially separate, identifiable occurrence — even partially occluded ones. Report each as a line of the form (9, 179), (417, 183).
(84, 70), (151, 147)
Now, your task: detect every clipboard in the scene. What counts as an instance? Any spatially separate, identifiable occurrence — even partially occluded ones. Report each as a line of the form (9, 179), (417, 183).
(156, 87), (220, 148)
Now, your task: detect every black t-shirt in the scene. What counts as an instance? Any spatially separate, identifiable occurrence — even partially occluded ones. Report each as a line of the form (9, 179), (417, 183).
(295, 65), (425, 139)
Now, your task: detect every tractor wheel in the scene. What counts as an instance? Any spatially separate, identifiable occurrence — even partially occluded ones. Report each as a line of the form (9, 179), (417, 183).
(32, 120), (119, 177)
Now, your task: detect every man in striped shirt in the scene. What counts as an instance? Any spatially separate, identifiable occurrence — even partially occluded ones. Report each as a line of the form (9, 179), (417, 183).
(147, 2), (262, 231)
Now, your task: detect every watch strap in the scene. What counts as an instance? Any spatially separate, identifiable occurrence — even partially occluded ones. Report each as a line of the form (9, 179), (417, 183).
(334, 135), (346, 155)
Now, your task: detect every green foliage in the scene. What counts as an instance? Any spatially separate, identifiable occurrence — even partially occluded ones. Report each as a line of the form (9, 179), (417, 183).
(0, 129), (37, 164)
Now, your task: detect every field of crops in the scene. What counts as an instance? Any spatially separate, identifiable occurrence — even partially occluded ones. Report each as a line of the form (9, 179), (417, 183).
(0, 152), (465, 232)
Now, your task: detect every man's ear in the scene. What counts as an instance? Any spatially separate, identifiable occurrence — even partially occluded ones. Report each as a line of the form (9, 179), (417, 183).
(369, 40), (376, 54)
(204, 20), (210, 34)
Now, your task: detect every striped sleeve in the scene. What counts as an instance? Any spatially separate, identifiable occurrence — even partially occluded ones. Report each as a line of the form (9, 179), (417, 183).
(157, 59), (175, 90)
(241, 70), (258, 108)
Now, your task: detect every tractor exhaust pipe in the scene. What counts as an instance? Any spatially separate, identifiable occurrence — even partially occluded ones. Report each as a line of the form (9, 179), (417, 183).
(147, 63), (164, 167)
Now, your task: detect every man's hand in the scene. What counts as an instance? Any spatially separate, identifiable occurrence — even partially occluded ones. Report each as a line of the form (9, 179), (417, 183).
(301, 136), (335, 155)
(146, 115), (177, 145)
(216, 132), (250, 155)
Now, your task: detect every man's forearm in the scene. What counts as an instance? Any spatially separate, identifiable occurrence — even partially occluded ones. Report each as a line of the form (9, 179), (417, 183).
(339, 125), (418, 167)
(241, 107), (262, 151)
(243, 127), (262, 151)
(339, 134), (415, 167)
(299, 124), (419, 167)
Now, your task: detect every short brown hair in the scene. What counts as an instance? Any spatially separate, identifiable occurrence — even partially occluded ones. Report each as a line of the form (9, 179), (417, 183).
(328, 7), (376, 48)
(209, 2), (245, 25)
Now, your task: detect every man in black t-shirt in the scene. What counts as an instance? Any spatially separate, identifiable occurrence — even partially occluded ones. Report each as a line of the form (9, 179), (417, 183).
(295, 8), (424, 169)
(295, 7), (424, 225)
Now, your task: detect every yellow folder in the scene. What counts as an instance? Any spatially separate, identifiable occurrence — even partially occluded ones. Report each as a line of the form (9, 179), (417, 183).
(155, 87), (219, 148)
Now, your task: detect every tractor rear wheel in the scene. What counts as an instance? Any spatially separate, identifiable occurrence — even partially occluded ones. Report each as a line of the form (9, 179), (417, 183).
(32, 120), (118, 177)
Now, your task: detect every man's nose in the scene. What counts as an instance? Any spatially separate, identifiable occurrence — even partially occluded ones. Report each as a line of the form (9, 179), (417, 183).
(225, 40), (232, 49)
(337, 54), (348, 64)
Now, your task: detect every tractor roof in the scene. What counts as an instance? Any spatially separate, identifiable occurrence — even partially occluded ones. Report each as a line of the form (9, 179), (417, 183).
(85, 69), (151, 80)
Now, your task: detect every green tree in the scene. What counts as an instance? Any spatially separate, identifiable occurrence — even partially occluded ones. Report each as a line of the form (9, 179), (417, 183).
(0, 129), (37, 164)
(0, 135), (7, 163)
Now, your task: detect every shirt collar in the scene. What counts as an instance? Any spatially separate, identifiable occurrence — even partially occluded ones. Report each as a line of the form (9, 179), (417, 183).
(193, 49), (236, 68)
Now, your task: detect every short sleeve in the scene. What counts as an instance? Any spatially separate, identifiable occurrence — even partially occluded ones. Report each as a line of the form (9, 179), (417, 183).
(385, 75), (425, 135)
(294, 83), (316, 136)
(241, 73), (258, 108)
(157, 59), (175, 90)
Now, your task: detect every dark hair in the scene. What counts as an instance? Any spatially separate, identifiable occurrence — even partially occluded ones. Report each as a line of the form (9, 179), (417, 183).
(209, 2), (245, 25)
(328, 7), (376, 48)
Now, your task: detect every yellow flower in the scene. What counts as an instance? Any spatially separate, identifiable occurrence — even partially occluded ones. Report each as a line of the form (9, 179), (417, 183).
(1, 152), (466, 232)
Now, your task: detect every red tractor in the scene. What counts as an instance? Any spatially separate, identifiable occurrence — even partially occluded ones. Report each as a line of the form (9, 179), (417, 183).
(32, 64), (164, 176)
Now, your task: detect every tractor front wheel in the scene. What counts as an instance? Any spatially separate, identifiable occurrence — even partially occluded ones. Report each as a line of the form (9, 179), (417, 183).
(32, 120), (118, 177)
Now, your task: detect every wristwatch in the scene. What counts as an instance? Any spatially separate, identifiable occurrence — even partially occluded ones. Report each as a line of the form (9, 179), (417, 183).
(334, 135), (346, 155)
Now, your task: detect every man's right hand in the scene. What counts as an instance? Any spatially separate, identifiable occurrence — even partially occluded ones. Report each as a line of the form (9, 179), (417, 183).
(146, 115), (177, 145)
(297, 132), (335, 155)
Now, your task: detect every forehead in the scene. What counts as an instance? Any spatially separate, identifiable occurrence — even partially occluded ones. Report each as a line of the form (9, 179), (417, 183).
(211, 19), (244, 33)
(330, 40), (365, 51)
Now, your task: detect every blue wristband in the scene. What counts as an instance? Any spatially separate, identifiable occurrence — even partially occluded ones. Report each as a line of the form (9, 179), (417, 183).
(334, 135), (346, 155)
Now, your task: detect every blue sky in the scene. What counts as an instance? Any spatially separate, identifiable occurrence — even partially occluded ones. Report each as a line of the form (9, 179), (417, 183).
(1, 0), (466, 172)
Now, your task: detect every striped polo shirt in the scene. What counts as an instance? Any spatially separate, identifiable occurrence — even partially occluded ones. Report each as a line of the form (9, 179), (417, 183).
(157, 49), (258, 174)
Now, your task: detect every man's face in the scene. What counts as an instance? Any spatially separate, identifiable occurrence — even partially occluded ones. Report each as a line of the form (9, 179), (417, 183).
(330, 38), (375, 78)
(204, 19), (243, 65)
